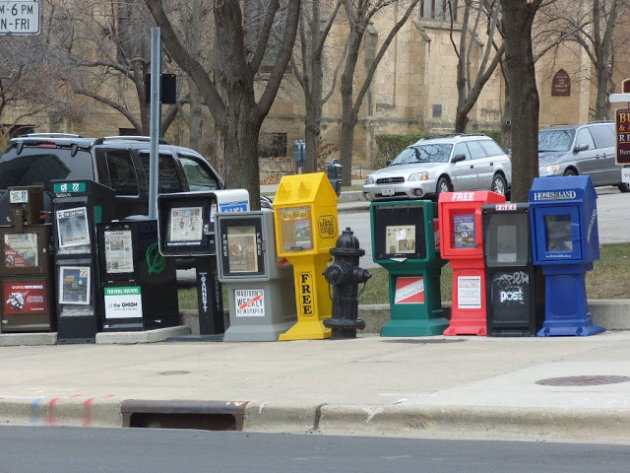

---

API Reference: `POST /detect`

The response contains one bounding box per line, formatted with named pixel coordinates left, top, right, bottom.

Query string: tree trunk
left=499, top=58, right=512, bottom=152
left=340, top=70, right=358, bottom=186
left=500, top=0, right=541, bottom=203
left=339, top=23, right=360, bottom=187
left=189, top=81, right=203, bottom=150
left=303, top=42, right=323, bottom=173
left=594, top=63, right=611, bottom=120
left=187, top=0, right=204, bottom=150
left=303, top=95, right=322, bottom=173
left=455, top=109, right=469, bottom=133
left=224, top=103, right=262, bottom=211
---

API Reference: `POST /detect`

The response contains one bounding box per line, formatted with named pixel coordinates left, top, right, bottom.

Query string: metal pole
left=149, top=27, right=162, bottom=219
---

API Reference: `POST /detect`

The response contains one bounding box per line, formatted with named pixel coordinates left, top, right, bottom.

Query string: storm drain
left=121, top=400, right=247, bottom=430
left=535, top=375, right=630, bottom=386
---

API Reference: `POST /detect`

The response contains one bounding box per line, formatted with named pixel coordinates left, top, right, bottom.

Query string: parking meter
left=482, top=203, right=544, bottom=336
left=216, top=210, right=296, bottom=341
left=528, top=176, right=604, bottom=336
left=293, top=140, right=306, bottom=173
left=273, top=172, right=338, bottom=340
left=326, top=159, right=342, bottom=196
left=438, top=191, right=506, bottom=336
left=370, top=200, right=447, bottom=336
left=52, top=179, right=115, bottom=343
left=157, top=189, right=250, bottom=336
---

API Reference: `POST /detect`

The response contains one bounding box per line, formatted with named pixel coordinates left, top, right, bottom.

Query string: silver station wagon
left=363, top=133, right=511, bottom=202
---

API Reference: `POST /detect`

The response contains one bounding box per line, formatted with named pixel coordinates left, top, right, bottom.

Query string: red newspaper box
left=438, top=191, right=506, bottom=335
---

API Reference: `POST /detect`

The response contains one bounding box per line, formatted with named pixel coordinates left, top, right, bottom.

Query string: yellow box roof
left=273, top=172, right=338, bottom=207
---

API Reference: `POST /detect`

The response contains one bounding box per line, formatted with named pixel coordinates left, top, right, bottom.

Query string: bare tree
left=145, top=0, right=300, bottom=209
left=451, top=0, right=504, bottom=132
left=572, top=0, right=621, bottom=120
left=500, top=0, right=543, bottom=203
left=497, top=0, right=588, bottom=150
left=48, top=0, right=183, bottom=135
left=178, top=0, right=211, bottom=152
left=339, top=0, right=419, bottom=185
left=293, top=0, right=343, bottom=172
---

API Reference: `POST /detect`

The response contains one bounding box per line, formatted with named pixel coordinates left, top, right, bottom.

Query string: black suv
left=0, top=134, right=225, bottom=223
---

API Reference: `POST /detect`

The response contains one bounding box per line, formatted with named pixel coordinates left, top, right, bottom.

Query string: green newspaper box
left=370, top=200, right=447, bottom=336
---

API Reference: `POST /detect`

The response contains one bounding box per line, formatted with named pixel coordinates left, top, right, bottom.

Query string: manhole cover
left=383, top=339, right=466, bottom=345
left=535, top=375, right=630, bottom=386
left=159, top=370, right=191, bottom=376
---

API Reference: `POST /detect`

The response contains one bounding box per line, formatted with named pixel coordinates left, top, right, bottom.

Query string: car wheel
left=564, top=169, right=577, bottom=176
left=491, top=173, right=507, bottom=196
left=436, top=176, right=452, bottom=199
left=618, top=182, right=630, bottom=193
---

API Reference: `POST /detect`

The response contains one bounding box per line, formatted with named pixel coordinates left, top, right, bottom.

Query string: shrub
left=374, top=133, right=427, bottom=168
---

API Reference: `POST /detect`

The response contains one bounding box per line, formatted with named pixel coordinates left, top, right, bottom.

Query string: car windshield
left=390, top=144, right=452, bottom=165
left=538, top=129, right=575, bottom=152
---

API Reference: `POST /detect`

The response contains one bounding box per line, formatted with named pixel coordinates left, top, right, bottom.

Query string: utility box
left=528, top=176, right=604, bottom=336
left=157, top=189, right=250, bottom=336
left=370, top=200, right=447, bottom=336
left=0, top=186, right=54, bottom=332
left=217, top=210, right=296, bottom=341
left=438, top=191, right=506, bottom=336
left=52, top=180, right=115, bottom=343
left=97, top=219, right=178, bottom=332
left=482, top=203, right=544, bottom=336
left=273, top=172, right=338, bottom=340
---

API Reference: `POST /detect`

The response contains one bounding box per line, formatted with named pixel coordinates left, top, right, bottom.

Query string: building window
left=420, top=0, right=458, bottom=22
left=260, top=133, right=287, bottom=157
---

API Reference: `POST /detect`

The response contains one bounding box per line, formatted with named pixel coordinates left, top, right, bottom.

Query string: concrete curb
left=95, top=325, right=190, bottom=344
left=240, top=402, right=630, bottom=444
left=1, top=395, right=630, bottom=444
left=315, top=405, right=630, bottom=444
left=182, top=299, right=629, bottom=336
left=338, top=190, right=364, bottom=203
left=0, top=332, right=57, bottom=346
left=0, top=397, right=122, bottom=428
left=243, top=402, right=322, bottom=434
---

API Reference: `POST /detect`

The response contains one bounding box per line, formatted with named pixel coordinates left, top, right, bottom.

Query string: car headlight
left=408, top=171, right=429, bottom=182
left=365, top=175, right=375, bottom=184
left=541, top=165, right=560, bottom=175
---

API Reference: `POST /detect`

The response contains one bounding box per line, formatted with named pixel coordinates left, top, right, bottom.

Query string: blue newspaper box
left=528, top=176, right=604, bottom=336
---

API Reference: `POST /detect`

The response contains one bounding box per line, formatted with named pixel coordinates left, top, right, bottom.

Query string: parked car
left=538, top=122, right=630, bottom=192
left=362, top=133, right=511, bottom=202
left=0, top=133, right=226, bottom=223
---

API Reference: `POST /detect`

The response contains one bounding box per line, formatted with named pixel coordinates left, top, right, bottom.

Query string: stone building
left=0, top=1, right=621, bottom=171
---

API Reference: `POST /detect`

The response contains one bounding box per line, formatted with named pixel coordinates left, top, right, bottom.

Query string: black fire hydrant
left=323, top=227, right=371, bottom=338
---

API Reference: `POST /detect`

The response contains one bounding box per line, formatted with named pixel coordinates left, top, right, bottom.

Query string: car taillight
left=36, top=142, right=57, bottom=148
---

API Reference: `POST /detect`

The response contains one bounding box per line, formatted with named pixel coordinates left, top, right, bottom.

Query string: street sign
left=616, top=108, right=630, bottom=165
left=0, top=1, right=39, bottom=35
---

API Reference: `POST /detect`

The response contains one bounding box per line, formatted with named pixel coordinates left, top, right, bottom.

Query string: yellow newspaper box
left=273, top=173, right=339, bottom=340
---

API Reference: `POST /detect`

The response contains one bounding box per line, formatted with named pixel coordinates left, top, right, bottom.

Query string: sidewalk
left=2, top=329, right=630, bottom=444
left=3, top=183, right=629, bottom=443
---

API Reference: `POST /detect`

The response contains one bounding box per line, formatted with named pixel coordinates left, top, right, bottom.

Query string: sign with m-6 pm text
left=0, top=1, right=40, bottom=34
